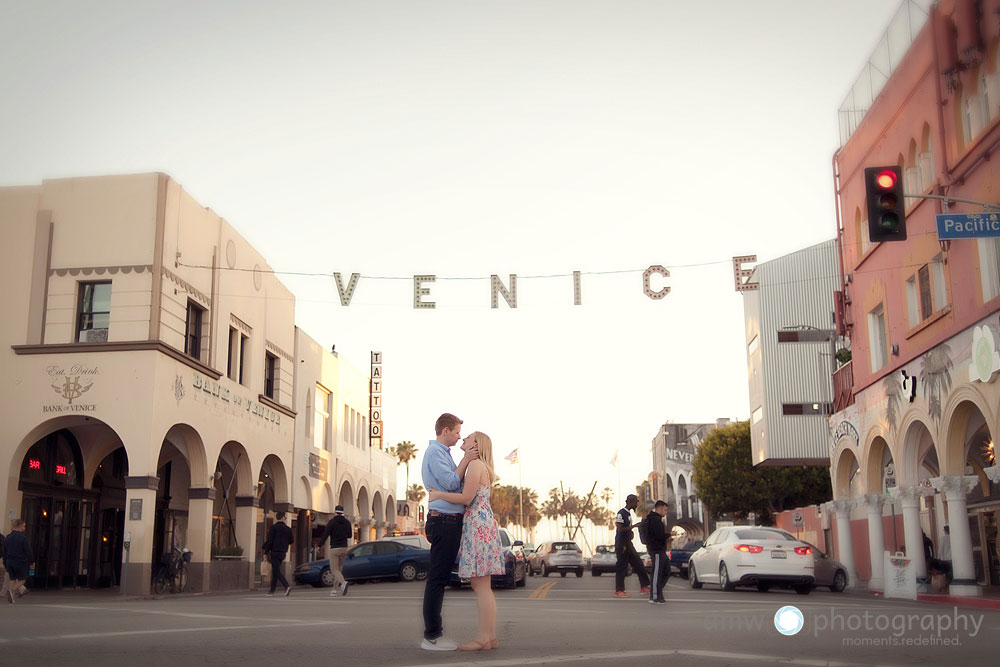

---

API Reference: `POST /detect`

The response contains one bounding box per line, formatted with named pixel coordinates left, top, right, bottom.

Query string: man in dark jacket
left=263, top=512, right=294, bottom=596
left=3, top=519, right=34, bottom=604
left=614, top=494, right=651, bottom=598
left=319, top=505, right=353, bottom=597
left=644, top=500, right=670, bottom=604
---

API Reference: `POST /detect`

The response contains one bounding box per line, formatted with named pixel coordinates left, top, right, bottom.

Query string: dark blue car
left=294, top=540, right=431, bottom=586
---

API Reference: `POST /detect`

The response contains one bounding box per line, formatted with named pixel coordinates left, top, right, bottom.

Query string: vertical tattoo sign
left=370, top=351, right=383, bottom=449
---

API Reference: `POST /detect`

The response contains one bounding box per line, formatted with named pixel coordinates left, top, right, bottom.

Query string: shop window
left=76, top=281, right=111, bottom=343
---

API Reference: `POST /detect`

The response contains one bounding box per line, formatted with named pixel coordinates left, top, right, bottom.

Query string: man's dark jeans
left=422, top=514, right=463, bottom=640
left=269, top=551, right=289, bottom=593
left=615, top=541, right=650, bottom=592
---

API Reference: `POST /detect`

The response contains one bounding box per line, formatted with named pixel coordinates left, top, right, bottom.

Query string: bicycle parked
left=152, top=547, right=192, bottom=594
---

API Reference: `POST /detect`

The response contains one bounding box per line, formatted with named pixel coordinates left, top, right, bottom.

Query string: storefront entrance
left=17, top=429, right=127, bottom=590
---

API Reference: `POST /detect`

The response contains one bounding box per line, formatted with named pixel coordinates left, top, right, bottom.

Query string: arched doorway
left=16, top=421, right=129, bottom=590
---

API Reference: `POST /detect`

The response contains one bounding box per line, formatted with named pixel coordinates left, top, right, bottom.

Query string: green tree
left=407, top=483, right=426, bottom=503
left=489, top=485, right=539, bottom=530
left=691, top=420, right=831, bottom=524
left=389, top=440, right=419, bottom=491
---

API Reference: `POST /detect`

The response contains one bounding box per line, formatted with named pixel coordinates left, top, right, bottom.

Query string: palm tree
left=407, top=483, right=426, bottom=503
left=390, top=440, right=419, bottom=491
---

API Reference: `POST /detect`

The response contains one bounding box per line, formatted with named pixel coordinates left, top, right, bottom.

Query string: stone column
left=186, top=488, right=216, bottom=593
left=375, top=521, right=385, bottom=539
left=933, top=493, right=947, bottom=545
left=236, top=496, right=261, bottom=590
left=123, top=476, right=159, bottom=596
left=890, top=485, right=928, bottom=583
left=828, top=499, right=859, bottom=589
left=930, top=475, right=981, bottom=596
left=861, top=494, right=887, bottom=592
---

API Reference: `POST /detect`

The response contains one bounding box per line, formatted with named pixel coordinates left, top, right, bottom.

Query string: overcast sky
left=1, top=1, right=918, bottom=528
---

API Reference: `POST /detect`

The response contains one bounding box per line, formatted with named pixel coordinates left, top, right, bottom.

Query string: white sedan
left=688, top=527, right=815, bottom=594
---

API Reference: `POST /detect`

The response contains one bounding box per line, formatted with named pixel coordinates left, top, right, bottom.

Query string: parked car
left=379, top=534, right=430, bottom=550
left=294, top=539, right=431, bottom=587
left=527, top=540, right=584, bottom=577
left=590, top=544, right=617, bottom=576
left=668, top=540, right=703, bottom=577
left=806, top=543, right=848, bottom=592
left=688, top=527, right=815, bottom=594
left=449, top=526, right=527, bottom=589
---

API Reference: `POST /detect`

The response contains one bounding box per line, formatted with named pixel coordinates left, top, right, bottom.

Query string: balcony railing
left=832, top=361, right=855, bottom=413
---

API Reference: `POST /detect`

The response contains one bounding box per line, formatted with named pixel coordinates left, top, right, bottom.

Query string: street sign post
left=936, top=212, right=1000, bottom=239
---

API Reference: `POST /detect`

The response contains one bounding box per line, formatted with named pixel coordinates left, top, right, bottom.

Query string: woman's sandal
left=458, top=639, right=489, bottom=651
left=487, top=638, right=499, bottom=649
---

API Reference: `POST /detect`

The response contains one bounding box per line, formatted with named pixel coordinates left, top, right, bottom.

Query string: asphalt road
left=1, top=572, right=998, bottom=666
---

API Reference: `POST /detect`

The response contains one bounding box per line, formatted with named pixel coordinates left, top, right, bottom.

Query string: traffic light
left=864, top=165, right=907, bottom=242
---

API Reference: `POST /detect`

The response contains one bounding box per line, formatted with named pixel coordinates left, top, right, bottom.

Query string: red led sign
left=55, top=464, right=67, bottom=476
left=29, top=459, right=41, bottom=470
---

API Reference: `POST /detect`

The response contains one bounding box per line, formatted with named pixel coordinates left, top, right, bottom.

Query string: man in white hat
left=319, top=505, right=353, bottom=597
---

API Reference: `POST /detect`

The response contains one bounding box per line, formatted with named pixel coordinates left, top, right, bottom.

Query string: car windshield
left=500, top=531, right=511, bottom=547
left=734, top=529, right=796, bottom=540
left=553, top=542, right=578, bottom=551
left=595, top=545, right=611, bottom=554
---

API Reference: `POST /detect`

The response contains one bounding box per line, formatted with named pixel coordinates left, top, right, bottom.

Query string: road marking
left=548, top=608, right=608, bottom=614
left=394, top=648, right=886, bottom=667
left=529, top=582, right=557, bottom=599
left=23, top=620, right=347, bottom=642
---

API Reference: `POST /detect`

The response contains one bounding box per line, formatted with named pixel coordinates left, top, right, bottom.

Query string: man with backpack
left=642, top=500, right=670, bottom=604
left=614, top=494, right=650, bottom=598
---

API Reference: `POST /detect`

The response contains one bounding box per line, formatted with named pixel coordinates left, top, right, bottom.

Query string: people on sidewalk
left=3, top=519, right=34, bottom=604
left=643, top=500, right=669, bottom=604
left=262, top=512, right=293, bottom=597
left=319, top=505, right=353, bottom=597
left=614, top=494, right=651, bottom=598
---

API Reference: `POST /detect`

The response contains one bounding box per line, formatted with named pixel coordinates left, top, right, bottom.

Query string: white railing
left=838, top=0, right=934, bottom=146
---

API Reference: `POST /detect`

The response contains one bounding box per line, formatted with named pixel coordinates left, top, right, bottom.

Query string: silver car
left=528, top=541, right=584, bottom=577
left=807, top=543, right=848, bottom=592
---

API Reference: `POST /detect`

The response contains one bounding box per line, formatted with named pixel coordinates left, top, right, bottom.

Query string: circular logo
left=774, top=605, right=804, bottom=636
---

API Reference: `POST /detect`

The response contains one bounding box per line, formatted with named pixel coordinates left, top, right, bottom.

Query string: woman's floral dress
left=458, top=485, right=505, bottom=578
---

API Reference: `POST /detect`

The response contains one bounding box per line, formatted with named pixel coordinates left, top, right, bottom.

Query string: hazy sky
left=1, top=1, right=915, bottom=520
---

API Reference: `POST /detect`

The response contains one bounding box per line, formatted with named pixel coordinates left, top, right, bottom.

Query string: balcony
left=832, top=361, right=855, bottom=413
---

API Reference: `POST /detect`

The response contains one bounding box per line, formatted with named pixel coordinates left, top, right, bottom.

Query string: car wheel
left=416, top=569, right=428, bottom=581
left=756, top=582, right=770, bottom=593
left=830, top=570, right=847, bottom=593
left=399, top=562, right=418, bottom=582
left=516, top=565, right=527, bottom=587
left=794, top=584, right=812, bottom=595
left=541, top=564, right=549, bottom=577
left=560, top=572, right=566, bottom=578
left=680, top=568, right=687, bottom=579
left=689, top=564, right=703, bottom=589
left=320, top=567, right=335, bottom=587
left=576, top=569, right=583, bottom=578
left=719, top=563, right=735, bottom=591
left=592, top=569, right=601, bottom=576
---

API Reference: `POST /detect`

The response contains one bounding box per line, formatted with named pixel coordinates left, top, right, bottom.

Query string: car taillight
left=549, top=547, right=557, bottom=554
left=794, top=546, right=812, bottom=555
left=734, top=544, right=763, bottom=553
left=576, top=549, right=582, bottom=554
left=667, top=551, right=672, bottom=559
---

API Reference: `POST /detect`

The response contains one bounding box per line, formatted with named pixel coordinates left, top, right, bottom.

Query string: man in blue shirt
left=420, top=413, right=478, bottom=651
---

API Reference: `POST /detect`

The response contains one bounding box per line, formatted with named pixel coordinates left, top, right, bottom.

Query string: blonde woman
left=428, top=431, right=504, bottom=650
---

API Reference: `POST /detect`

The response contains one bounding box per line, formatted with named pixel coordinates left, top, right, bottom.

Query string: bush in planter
left=211, top=544, right=244, bottom=558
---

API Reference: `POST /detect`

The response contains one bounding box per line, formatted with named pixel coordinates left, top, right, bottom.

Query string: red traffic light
left=875, top=170, right=897, bottom=189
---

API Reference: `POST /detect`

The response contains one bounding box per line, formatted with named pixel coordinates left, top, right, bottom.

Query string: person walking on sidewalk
left=3, top=519, right=34, bottom=604
left=263, top=512, right=294, bottom=597
left=614, top=494, right=650, bottom=598
left=319, top=505, right=353, bottom=597
left=644, top=500, right=670, bottom=604
left=419, top=412, right=479, bottom=651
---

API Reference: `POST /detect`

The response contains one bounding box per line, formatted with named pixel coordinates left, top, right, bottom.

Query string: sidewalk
left=859, top=585, right=1000, bottom=611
